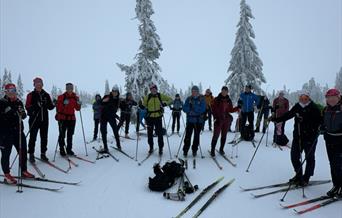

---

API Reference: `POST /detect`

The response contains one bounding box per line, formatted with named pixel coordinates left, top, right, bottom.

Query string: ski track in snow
left=0, top=107, right=341, bottom=218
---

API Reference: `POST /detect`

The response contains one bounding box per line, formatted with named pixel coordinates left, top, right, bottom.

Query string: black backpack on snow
left=148, top=161, right=185, bottom=192
left=274, top=134, right=289, bottom=146
left=241, top=124, right=255, bottom=141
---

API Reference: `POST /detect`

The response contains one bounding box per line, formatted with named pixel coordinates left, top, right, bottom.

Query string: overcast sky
left=1, top=0, right=341, bottom=95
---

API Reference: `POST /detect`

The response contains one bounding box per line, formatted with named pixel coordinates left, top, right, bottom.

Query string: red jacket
left=55, top=92, right=81, bottom=121
left=273, top=97, right=289, bottom=118
left=212, top=94, right=239, bottom=121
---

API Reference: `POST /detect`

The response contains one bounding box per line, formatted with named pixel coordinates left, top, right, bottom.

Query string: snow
left=0, top=107, right=341, bottom=218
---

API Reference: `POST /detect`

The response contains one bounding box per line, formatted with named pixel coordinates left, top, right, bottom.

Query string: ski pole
left=246, top=120, right=270, bottom=172
left=135, top=130, right=139, bottom=161
left=17, top=110, right=23, bottom=193
left=79, top=109, right=88, bottom=156
left=162, top=115, right=172, bottom=160
left=280, top=134, right=320, bottom=201
left=53, top=121, right=63, bottom=162
left=175, top=126, right=187, bottom=158
left=194, top=124, right=205, bottom=159
left=165, top=112, right=172, bottom=133
left=265, top=119, right=270, bottom=147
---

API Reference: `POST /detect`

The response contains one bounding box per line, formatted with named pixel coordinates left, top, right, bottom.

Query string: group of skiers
left=0, top=79, right=341, bottom=198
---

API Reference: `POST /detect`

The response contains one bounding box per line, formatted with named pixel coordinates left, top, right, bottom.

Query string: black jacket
left=119, top=98, right=137, bottom=114
left=322, top=103, right=342, bottom=145
left=275, top=101, right=321, bottom=142
left=25, top=89, right=55, bottom=122
left=0, top=96, right=26, bottom=134
left=101, top=93, right=120, bottom=120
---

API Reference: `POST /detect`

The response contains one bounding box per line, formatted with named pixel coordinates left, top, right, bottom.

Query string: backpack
left=146, top=93, right=164, bottom=115
left=148, top=161, right=185, bottom=192
left=241, top=124, right=255, bottom=141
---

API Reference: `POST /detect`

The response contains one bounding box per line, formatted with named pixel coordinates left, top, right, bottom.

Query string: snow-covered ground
left=0, top=107, right=341, bottom=218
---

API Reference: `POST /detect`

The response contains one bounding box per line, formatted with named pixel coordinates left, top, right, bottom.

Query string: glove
left=4, top=106, right=12, bottom=114
left=37, top=101, right=42, bottom=108
left=63, top=99, right=69, bottom=105
left=17, top=106, right=26, bottom=117
left=295, top=114, right=303, bottom=122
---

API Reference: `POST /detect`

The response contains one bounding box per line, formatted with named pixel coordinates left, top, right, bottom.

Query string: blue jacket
left=171, top=99, right=183, bottom=111
left=239, top=92, right=259, bottom=113
left=183, top=95, right=206, bottom=124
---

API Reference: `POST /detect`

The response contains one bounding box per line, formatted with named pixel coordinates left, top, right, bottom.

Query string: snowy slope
left=0, top=107, right=341, bottom=218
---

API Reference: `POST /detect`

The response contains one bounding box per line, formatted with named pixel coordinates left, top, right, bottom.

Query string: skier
left=136, top=99, right=147, bottom=134
left=143, top=84, right=172, bottom=155
left=170, top=94, right=183, bottom=134
left=118, top=92, right=137, bottom=138
left=272, top=91, right=289, bottom=144
left=99, top=86, right=121, bottom=153
left=210, top=86, right=239, bottom=156
left=238, top=85, right=259, bottom=138
left=25, top=77, right=55, bottom=162
left=0, top=83, right=35, bottom=184
left=272, top=91, right=321, bottom=186
left=92, top=94, right=102, bottom=141
left=182, top=86, right=206, bottom=157
left=321, top=88, right=342, bottom=197
left=55, top=83, right=81, bottom=156
left=203, top=89, right=214, bottom=131
left=255, top=95, right=271, bottom=133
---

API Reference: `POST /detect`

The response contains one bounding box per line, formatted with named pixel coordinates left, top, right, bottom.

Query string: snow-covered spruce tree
left=51, top=85, right=58, bottom=100
left=105, top=80, right=110, bottom=95
left=335, top=67, right=342, bottom=91
left=302, top=77, right=324, bottom=104
left=225, top=0, right=265, bottom=103
left=117, top=0, right=170, bottom=100
left=16, top=74, right=24, bottom=100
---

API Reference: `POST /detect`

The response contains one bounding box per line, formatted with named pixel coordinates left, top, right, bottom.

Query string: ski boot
left=4, top=173, right=17, bottom=184
left=40, top=153, right=49, bottom=162
left=22, top=170, right=35, bottom=179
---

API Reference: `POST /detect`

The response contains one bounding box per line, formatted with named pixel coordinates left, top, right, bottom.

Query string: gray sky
left=1, top=0, right=341, bottom=95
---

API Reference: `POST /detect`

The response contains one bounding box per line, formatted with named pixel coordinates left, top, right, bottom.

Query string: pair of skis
left=174, top=177, right=235, bottom=218
left=207, top=150, right=237, bottom=170
left=240, top=180, right=331, bottom=198
left=92, top=147, right=119, bottom=162
left=184, top=158, right=196, bottom=170
left=281, top=195, right=341, bottom=215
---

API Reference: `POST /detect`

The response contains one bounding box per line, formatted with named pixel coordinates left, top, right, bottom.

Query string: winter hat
left=192, top=86, right=199, bottom=92
left=66, top=83, right=74, bottom=89
left=299, top=90, right=310, bottom=97
left=325, top=88, right=341, bottom=97
left=149, top=83, right=158, bottom=90
left=221, top=86, right=228, bottom=91
left=205, top=89, right=211, bottom=94
left=4, top=83, right=17, bottom=93
left=126, top=92, right=132, bottom=98
left=112, top=85, right=119, bottom=92
left=175, top=94, right=180, bottom=97
left=33, top=77, right=43, bottom=86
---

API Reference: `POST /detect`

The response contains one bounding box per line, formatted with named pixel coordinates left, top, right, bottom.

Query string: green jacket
left=143, top=93, right=173, bottom=118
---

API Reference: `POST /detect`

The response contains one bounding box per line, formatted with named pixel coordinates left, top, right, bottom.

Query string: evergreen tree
left=225, top=0, right=265, bottom=102
left=51, top=85, right=58, bottom=100
left=16, top=74, right=24, bottom=100
left=117, top=0, right=170, bottom=100
left=335, top=67, right=342, bottom=91
left=105, top=80, right=110, bottom=95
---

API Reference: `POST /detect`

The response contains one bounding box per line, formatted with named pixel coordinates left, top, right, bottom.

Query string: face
left=66, top=85, right=74, bottom=94
left=326, top=96, right=340, bottom=107
left=96, top=96, right=101, bottom=101
left=221, top=89, right=228, bottom=97
left=150, top=88, right=157, bottom=94
left=299, top=95, right=310, bottom=105
left=112, top=91, right=119, bottom=97
left=34, top=82, right=43, bottom=91
left=245, top=87, right=251, bottom=93
left=127, top=95, right=132, bottom=100
left=6, top=90, right=17, bottom=100
left=205, top=90, right=210, bottom=95
left=279, top=93, right=284, bottom=98
left=192, top=90, right=199, bottom=97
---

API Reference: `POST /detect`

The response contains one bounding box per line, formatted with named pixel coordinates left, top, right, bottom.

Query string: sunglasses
left=6, top=88, right=17, bottom=93
left=299, top=95, right=310, bottom=101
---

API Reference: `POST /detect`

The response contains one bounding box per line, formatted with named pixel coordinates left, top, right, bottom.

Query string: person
left=321, top=88, right=342, bottom=197
left=182, top=86, right=206, bottom=157
left=118, top=92, right=137, bottom=138
left=255, top=96, right=271, bottom=133
left=170, top=94, right=183, bottom=134
left=210, top=86, right=239, bottom=156
left=272, top=91, right=321, bottom=186
left=92, top=94, right=102, bottom=141
left=0, top=83, right=35, bottom=184
left=272, top=91, right=289, bottom=144
left=238, top=85, right=259, bottom=138
left=99, top=86, right=121, bottom=153
left=136, top=99, right=147, bottom=134
left=55, top=83, right=81, bottom=156
left=143, top=84, right=172, bottom=155
left=25, top=77, right=55, bottom=162
left=203, top=89, right=214, bottom=131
